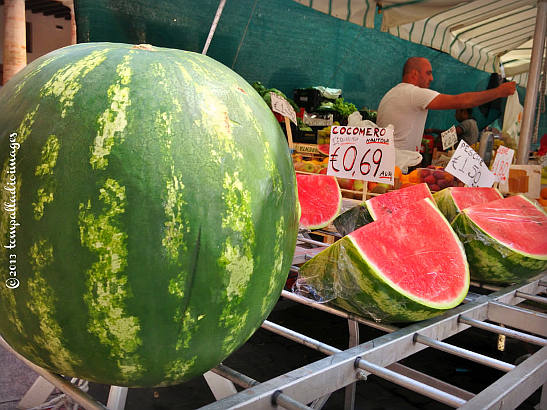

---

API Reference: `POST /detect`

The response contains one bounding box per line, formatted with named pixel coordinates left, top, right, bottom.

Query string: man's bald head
left=402, top=57, right=433, bottom=88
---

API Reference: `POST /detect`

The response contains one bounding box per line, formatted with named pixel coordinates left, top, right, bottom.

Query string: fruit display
left=433, top=187, right=503, bottom=222
left=296, top=174, right=342, bottom=230
left=298, top=198, right=469, bottom=322
left=293, top=154, right=329, bottom=174
left=452, top=195, right=547, bottom=284
left=0, top=43, right=299, bottom=387
left=401, top=167, right=463, bottom=192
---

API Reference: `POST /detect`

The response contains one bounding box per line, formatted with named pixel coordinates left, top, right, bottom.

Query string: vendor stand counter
left=2, top=239, right=546, bottom=410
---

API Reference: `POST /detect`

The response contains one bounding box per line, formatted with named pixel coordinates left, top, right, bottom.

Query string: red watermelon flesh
left=463, top=195, right=547, bottom=256
left=317, top=144, right=330, bottom=156
left=451, top=187, right=503, bottom=211
left=350, top=198, right=469, bottom=305
left=366, top=183, right=433, bottom=220
left=297, top=173, right=342, bottom=230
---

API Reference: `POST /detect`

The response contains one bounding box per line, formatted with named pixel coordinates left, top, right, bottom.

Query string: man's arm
left=427, top=82, right=516, bottom=110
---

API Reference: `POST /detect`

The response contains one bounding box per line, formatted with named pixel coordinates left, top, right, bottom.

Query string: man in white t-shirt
left=377, top=57, right=516, bottom=152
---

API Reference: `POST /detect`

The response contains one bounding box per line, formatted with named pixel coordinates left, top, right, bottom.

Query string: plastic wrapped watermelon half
left=452, top=194, right=547, bottom=284
left=0, top=43, right=299, bottom=387
left=298, top=198, right=469, bottom=322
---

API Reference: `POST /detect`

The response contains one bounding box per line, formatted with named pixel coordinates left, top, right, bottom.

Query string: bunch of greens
left=333, top=98, right=357, bottom=118
left=251, top=81, right=300, bottom=112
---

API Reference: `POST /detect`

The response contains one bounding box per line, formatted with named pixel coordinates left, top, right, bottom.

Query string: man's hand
left=497, top=81, right=516, bottom=97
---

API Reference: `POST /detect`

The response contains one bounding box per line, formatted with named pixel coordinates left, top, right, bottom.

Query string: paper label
left=270, top=92, right=297, bottom=125
left=441, top=125, right=458, bottom=150
left=490, top=145, right=514, bottom=183
left=446, top=140, right=495, bottom=187
left=327, top=126, right=395, bottom=184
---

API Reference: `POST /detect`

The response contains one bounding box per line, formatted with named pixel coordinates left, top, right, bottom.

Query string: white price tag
left=441, top=125, right=458, bottom=150
left=490, top=146, right=514, bottom=183
left=446, top=140, right=495, bottom=187
left=270, top=92, right=297, bottom=125
left=327, top=126, right=395, bottom=184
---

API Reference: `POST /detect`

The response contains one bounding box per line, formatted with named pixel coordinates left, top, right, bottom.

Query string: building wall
left=0, top=6, right=71, bottom=65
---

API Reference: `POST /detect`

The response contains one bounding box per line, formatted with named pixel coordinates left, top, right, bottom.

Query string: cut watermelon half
left=452, top=194, right=547, bottom=284
left=296, top=173, right=342, bottom=230
left=434, top=187, right=503, bottom=222
left=333, top=183, right=433, bottom=235
left=299, top=198, right=469, bottom=322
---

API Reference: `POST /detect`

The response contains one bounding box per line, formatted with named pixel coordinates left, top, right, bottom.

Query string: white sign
left=327, top=126, right=395, bottom=185
left=446, top=140, right=495, bottom=187
left=490, top=145, right=514, bottom=183
left=441, top=125, right=458, bottom=151
left=270, top=92, right=297, bottom=125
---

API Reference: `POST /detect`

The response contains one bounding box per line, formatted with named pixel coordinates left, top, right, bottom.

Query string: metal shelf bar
left=413, top=334, right=515, bottom=372
left=272, top=390, right=314, bottom=409
left=355, top=358, right=466, bottom=408
left=459, top=346, right=547, bottom=410
left=0, top=336, right=107, bottom=410
left=280, top=290, right=399, bottom=333
left=458, top=315, right=547, bottom=346
left=211, top=364, right=259, bottom=389
left=487, top=301, right=547, bottom=337
left=515, top=290, right=547, bottom=304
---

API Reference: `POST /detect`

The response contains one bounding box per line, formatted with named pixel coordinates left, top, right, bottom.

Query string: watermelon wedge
left=333, top=183, right=433, bottom=235
left=434, top=187, right=503, bottom=222
left=299, top=198, right=469, bottom=322
left=296, top=173, right=342, bottom=230
left=317, top=144, right=330, bottom=156
left=452, top=195, right=547, bottom=284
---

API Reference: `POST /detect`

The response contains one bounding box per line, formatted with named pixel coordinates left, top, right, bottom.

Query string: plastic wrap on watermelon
left=296, top=198, right=469, bottom=323
left=451, top=194, right=547, bottom=284
left=332, top=183, right=433, bottom=236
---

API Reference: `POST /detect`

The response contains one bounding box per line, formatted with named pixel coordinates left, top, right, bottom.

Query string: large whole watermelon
left=0, top=43, right=299, bottom=387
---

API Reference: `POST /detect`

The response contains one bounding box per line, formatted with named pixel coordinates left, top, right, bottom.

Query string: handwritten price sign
left=441, top=125, right=458, bottom=150
left=446, top=140, right=495, bottom=187
left=270, top=92, right=297, bottom=125
left=327, top=126, right=395, bottom=184
left=490, top=146, right=514, bottom=183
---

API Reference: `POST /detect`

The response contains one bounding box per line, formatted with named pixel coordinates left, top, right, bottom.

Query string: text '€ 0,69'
left=327, top=126, right=395, bottom=185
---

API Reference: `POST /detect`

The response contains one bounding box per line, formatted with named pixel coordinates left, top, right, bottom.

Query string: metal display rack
left=2, top=242, right=546, bottom=410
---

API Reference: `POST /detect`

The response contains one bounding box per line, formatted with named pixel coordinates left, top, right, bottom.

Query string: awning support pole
left=202, top=0, right=227, bottom=55
left=516, top=0, right=547, bottom=164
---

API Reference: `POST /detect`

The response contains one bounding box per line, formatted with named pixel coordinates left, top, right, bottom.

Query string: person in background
left=425, top=108, right=479, bottom=147
left=377, top=57, right=516, bottom=152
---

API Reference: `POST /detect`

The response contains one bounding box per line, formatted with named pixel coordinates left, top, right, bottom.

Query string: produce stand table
left=4, top=238, right=545, bottom=410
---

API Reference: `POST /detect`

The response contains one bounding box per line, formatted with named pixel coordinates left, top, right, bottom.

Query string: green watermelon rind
left=433, top=187, right=503, bottom=222
left=300, top=199, right=469, bottom=322
left=452, top=197, right=547, bottom=284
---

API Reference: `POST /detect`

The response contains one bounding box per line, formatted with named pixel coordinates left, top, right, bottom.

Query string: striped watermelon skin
left=0, top=43, right=299, bottom=387
left=451, top=195, right=547, bottom=284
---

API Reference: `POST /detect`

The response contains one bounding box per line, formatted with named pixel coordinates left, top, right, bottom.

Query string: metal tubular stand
left=202, top=274, right=547, bottom=409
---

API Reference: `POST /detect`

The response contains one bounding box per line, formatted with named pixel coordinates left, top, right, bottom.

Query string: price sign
left=490, top=146, right=514, bottom=183
left=446, top=140, right=495, bottom=187
left=270, top=92, right=297, bottom=125
left=327, top=126, right=395, bottom=184
left=441, top=125, right=458, bottom=150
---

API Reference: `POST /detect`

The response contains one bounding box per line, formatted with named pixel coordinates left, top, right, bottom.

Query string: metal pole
left=272, top=390, right=314, bottom=410
left=458, top=315, right=547, bottom=346
left=212, top=364, right=260, bottom=389
left=355, top=358, right=467, bottom=408
left=414, top=334, right=515, bottom=372
left=202, top=0, right=227, bottom=55
left=0, top=337, right=108, bottom=410
left=516, top=0, right=547, bottom=164
left=515, top=290, right=547, bottom=304
left=297, top=235, right=330, bottom=247
left=280, top=290, right=399, bottom=333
